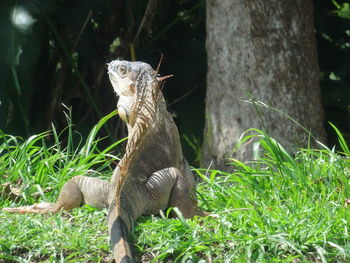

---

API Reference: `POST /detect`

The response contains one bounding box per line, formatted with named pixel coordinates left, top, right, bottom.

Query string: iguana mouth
left=107, top=64, right=119, bottom=94
left=108, top=70, right=121, bottom=94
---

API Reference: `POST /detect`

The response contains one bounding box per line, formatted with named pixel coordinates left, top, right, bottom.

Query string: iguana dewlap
left=2, top=60, right=205, bottom=263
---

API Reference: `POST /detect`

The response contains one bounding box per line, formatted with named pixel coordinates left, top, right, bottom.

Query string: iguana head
left=108, top=60, right=155, bottom=96
left=108, top=60, right=158, bottom=126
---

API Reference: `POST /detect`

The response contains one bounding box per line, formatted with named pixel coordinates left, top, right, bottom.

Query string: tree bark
left=203, top=0, right=326, bottom=169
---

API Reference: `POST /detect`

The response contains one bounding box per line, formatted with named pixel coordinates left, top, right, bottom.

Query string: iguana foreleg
left=145, top=167, right=205, bottom=218
left=2, top=176, right=110, bottom=213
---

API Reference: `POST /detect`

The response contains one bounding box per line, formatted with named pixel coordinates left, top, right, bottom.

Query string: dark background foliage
left=315, top=0, right=350, bottom=148
left=0, top=0, right=349, bottom=163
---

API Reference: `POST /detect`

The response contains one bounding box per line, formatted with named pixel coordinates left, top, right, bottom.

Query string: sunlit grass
left=134, top=128, right=350, bottom=262
left=0, top=109, right=121, bottom=206
left=1, top=117, right=349, bottom=262
left=0, top=109, right=121, bottom=262
left=0, top=209, right=110, bottom=262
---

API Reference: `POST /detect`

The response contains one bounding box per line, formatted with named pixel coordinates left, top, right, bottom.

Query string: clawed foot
left=195, top=210, right=210, bottom=217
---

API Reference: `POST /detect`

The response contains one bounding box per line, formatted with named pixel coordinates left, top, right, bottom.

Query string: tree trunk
left=203, top=0, right=326, bottom=169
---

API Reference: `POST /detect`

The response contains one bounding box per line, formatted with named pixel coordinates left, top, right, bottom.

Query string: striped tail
left=108, top=207, right=133, bottom=263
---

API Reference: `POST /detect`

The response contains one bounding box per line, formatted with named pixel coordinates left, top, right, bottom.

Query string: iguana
left=2, top=59, right=205, bottom=263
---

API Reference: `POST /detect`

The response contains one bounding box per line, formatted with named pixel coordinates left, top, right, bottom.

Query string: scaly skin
left=2, top=176, right=110, bottom=213
left=2, top=60, right=205, bottom=263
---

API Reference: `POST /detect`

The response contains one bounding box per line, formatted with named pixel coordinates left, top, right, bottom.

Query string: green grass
left=1, top=117, right=349, bottom=262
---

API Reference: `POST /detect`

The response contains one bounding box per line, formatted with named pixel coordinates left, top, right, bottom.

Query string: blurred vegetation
left=0, top=0, right=206, bottom=162
left=0, top=0, right=349, bottom=164
left=315, top=0, right=350, bottom=147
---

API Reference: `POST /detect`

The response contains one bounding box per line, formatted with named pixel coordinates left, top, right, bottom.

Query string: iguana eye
left=117, top=65, right=128, bottom=77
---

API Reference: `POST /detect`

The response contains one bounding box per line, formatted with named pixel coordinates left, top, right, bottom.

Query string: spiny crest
left=114, top=115, right=152, bottom=207
left=109, top=58, right=171, bottom=209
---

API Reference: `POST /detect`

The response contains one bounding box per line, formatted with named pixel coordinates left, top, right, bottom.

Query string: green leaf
left=329, top=122, right=350, bottom=155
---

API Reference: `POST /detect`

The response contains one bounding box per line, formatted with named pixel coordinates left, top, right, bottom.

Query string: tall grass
left=1, top=116, right=349, bottom=262
left=0, top=109, right=124, bottom=262
left=0, top=108, right=122, bottom=206
left=134, top=127, right=350, bottom=262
